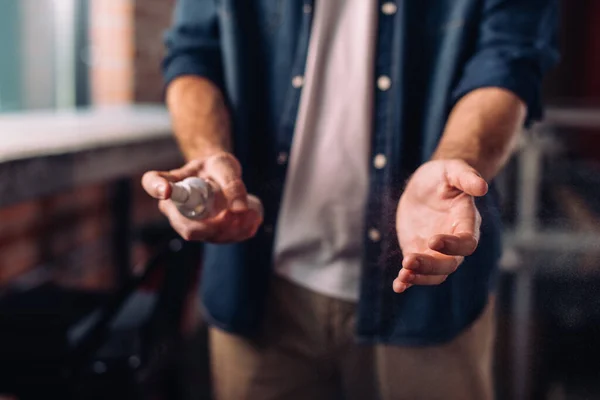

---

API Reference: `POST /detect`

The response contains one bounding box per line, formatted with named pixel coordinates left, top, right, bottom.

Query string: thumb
left=445, top=161, right=488, bottom=197
left=142, top=171, right=177, bottom=200
left=142, top=160, right=204, bottom=200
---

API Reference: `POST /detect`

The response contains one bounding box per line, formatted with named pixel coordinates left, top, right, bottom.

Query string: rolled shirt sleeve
left=162, top=0, right=224, bottom=90
left=451, top=0, right=560, bottom=124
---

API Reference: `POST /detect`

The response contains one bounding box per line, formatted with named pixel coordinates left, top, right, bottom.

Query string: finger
left=212, top=210, right=263, bottom=243
left=428, top=233, right=478, bottom=256
left=203, top=153, right=248, bottom=211
left=402, top=253, right=460, bottom=275
left=455, top=207, right=482, bottom=236
left=159, top=199, right=261, bottom=243
left=142, top=171, right=178, bottom=200
left=168, top=159, right=204, bottom=180
left=395, top=274, right=448, bottom=288
left=452, top=212, right=480, bottom=237
left=142, top=160, right=203, bottom=200
left=159, top=200, right=219, bottom=241
left=239, top=207, right=263, bottom=235
left=445, top=161, right=488, bottom=197
left=397, top=268, right=417, bottom=285
left=393, top=279, right=412, bottom=293
left=450, top=207, right=482, bottom=245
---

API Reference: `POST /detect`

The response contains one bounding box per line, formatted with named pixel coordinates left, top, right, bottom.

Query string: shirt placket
left=358, top=0, right=403, bottom=338
left=276, top=0, right=315, bottom=158
left=264, top=1, right=316, bottom=238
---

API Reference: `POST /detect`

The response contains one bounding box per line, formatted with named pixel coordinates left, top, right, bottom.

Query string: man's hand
left=142, top=152, right=263, bottom=243
left=393, top=159, right=488, bottom=293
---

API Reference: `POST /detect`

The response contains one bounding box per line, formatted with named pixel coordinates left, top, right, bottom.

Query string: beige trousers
left=210, top=276, right=495, bottom=400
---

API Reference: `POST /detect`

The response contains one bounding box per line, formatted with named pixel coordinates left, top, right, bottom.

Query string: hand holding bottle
left=142, top=152, right=263, bottom=243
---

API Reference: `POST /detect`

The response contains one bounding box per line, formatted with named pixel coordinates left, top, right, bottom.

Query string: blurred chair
left=0, top=223, right=209, bottom=400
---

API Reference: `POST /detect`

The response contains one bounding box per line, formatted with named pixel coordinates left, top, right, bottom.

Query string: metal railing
left=505, top=106, right=600, bottom=255
left=503, top=106, right=600, bottom=400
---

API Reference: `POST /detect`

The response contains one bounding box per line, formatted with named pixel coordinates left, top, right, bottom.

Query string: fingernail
left=393, top=279, right=406, bottom=293
left=155, top=183, right=167, bottom=199
left=231, top=199, right=247, bottom=211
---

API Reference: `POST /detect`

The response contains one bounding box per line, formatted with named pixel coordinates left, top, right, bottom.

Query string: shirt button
left=381, top=2, right=397, bottom=15
left=264, top=224, right=274, bottom=234
left=377, top=75, right=392, bottom=91
left=373, top=154, right=387, bottom=169
left=368, top=228, right=381, bottom=242
left=277, top=151, right=288, bottom=165
left=303, top=4, right=312, bottom=14
left=292, top=75, right=305, bottom=88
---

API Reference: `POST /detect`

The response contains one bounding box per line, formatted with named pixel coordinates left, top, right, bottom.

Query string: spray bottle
left=169, top=177, right=263, bottom=220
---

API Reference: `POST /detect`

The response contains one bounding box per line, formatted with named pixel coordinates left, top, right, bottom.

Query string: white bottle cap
left=171, top=177, right=211, bottom=209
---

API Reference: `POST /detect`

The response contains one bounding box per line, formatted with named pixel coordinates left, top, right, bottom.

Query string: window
left=0, top=0, right=89, bottom=113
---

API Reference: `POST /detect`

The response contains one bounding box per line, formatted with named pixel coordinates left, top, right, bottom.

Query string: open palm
left=394, top=160, right=487, bottom=293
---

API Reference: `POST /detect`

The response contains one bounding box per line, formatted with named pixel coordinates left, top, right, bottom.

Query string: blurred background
left=0, top=1, right=599, bottom=399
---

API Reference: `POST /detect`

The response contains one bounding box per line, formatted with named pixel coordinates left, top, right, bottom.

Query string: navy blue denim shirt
left=163, top=0, right=558, bottom=345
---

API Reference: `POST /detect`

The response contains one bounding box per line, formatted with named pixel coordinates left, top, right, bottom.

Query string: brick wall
left=89, top=0, right=175, bottom=105
left=134, top=0, right=175, bottom=103
left=0, top=184, right=113, bottom=288
left=89, top=0, right=135, bottom=105
left=0, top=177, right=168, bottom=289
left=0, top=0, right=176, bottom=289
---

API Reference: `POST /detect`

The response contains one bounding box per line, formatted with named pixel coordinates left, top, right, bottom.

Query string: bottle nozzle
left=170, top=177, right=215, bottom=219
left=170, top=177, right=264, bottom=221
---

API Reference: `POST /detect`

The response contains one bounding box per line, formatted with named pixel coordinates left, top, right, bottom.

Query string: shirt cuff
left=451, top=58, right=542, bottom=126
left=162, top=53, right=224, bottom=92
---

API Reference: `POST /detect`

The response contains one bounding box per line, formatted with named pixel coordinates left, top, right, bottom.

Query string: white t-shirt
left=273, top=0, right=378, bottom=301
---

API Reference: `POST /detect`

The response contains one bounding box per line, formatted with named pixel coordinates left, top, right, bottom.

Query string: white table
left=0, top=105, right=182, bottom=207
